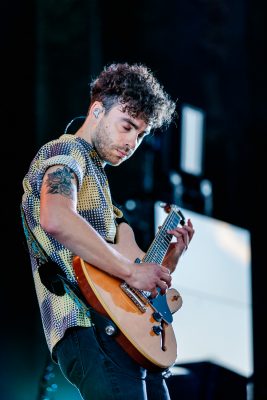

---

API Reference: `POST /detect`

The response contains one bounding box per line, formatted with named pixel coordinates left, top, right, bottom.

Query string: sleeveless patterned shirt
left=21, top=133, right=123, bottom=360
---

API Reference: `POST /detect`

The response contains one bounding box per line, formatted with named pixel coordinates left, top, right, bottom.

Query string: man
left=21, top=62, right=194, bottom=399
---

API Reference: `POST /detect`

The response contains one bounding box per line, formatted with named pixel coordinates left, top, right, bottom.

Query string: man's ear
left=90, top=101, right=104, bottom=119
left=93, top=108, right=101, bottom=118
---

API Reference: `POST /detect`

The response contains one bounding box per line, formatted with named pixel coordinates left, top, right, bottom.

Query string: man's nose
left=126, top=132, right=138, bottom=149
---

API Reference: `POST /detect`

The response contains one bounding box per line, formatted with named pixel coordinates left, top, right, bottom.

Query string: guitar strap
left=20, top=205, right=90, bottom=314
left=20, top=200, right=129, bottom=319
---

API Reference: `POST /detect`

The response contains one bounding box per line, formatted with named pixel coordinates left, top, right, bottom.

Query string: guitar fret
left=143, top=209, right=181, bottom=264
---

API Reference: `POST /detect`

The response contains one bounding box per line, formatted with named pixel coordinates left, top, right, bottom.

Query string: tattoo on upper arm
left=45, top=166, right=75, bottom=199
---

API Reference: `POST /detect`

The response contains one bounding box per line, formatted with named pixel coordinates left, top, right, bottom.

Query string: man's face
left=92, top=105, right=150, bottom=166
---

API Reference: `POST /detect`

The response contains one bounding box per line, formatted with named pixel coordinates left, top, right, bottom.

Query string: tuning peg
left=159, top=203, right=172, bottom=214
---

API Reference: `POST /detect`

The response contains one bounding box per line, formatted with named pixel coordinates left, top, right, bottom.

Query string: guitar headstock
left=160, top=202, right=185, bottom=226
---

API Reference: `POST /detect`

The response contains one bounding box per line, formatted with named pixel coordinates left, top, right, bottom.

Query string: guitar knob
left=152, top=325, right=163, bottom=335
left=152, top=312, right=163, bottom=322
left=105, top=325, right=116, bottom=336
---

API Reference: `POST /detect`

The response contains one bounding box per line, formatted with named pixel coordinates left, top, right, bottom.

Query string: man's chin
left=105, top=158, right=124, bottom=167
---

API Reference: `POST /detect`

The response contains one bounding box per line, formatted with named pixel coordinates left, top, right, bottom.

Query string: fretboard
left=142, top=208, right=181, bottom=264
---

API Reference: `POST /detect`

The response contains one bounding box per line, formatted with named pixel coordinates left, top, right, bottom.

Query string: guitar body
left=73, top=222, right=183, bottom=371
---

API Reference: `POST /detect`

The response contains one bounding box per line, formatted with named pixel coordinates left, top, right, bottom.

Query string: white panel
left=180, top=104, right=205, bottom=176
left=154, top=202, right=253, bottom=377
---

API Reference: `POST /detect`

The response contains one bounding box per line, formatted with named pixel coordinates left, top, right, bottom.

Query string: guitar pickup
left=120, top=282, right=148, bottom=313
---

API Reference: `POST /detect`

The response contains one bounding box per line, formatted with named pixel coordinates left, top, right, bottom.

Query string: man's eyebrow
left=121, top=117, right=139, bottom=130
left=121, top=117, right=150, bottom=135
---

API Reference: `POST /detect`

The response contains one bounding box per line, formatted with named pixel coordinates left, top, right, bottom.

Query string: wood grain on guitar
left=73, top=204, right=184, bottom=371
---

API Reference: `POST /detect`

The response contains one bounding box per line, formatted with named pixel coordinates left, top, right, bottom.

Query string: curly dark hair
left=90, top=63, right=176, bottom=129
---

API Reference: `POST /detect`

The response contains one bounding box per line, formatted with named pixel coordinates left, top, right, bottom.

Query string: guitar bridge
left=120, top=282, right=149, bottom=313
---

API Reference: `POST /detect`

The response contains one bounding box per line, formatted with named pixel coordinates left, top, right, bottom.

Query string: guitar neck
left=142, top=208, right=182, bottom=264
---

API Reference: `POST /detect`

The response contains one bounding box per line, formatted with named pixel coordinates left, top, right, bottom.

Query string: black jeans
left=55, top=312, right=171, bottom=400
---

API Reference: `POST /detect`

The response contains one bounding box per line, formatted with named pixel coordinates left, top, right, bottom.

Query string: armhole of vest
left=112, top=199, right=129, bottom=225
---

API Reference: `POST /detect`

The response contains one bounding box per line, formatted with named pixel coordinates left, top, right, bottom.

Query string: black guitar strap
left=20, top=205, right=90, bottom=314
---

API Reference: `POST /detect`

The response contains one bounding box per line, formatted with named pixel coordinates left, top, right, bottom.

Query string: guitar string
left=146, top=212, right=180, bottom=263
left=139, top=211, right=181, bottom=298
left=146, top=217, right=173, bottom=260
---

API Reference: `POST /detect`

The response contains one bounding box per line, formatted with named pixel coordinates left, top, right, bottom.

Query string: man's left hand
left=163, top=219, right=195, bottom=274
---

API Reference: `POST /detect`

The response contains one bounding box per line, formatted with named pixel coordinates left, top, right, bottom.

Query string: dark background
left=1, top=0, right=266, bottom=399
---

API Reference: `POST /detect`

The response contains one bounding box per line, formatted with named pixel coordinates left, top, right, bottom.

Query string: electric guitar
left=73, top=204, right=185, bottom=371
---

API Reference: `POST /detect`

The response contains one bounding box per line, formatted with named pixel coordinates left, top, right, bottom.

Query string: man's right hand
left=125, top=263, right=172, bottom=298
